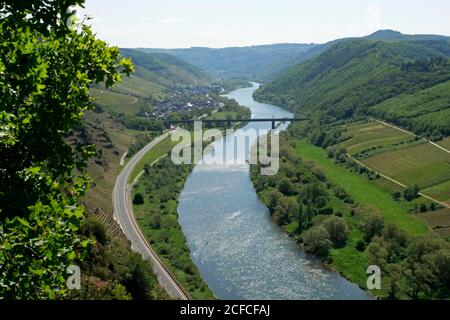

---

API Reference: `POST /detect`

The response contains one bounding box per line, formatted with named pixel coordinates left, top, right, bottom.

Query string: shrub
left=84, top=217, right=108, bottom=245
left=356, top=240, right=367, bottom=252
left=357, top=206, right=385, bottom=242
left=302, top=226, right=332, bottom=258
left=133, top=193, right=145, bottom=205
left=403, top=185, right=420, bottom=201
left=319, top=207, right=334, bottom=215
left=335, top=211, right=344, bottom=217
left=278, top=178, right=295, bottom=196
left=322, top=216, right=349, bottom=247
left=391, top=191, right=402, bottom=201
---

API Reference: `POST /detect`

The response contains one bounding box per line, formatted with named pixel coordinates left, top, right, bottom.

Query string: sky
left=79, top=0, right=450, bottom=48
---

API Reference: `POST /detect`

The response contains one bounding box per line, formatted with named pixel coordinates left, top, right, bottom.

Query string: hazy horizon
left=79, top=0, right=450, bottom=49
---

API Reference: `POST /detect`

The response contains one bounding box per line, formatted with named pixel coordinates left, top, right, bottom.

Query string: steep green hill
left=255, top=39, right=450, bottom=136
left=292, top=30, right=450, bottom=67
left=91, top=49, right=212, bottom=113
left=120, top=49, right=210, bottom=87
left=109, top=49, right=210, bottom=99
left=139, top=30, right=449, bottom=83
left=140, top=43, right=316, bottom=81
left=367, top=29, right=448, bottom=41
left=370, top=80, right=450, bottom=136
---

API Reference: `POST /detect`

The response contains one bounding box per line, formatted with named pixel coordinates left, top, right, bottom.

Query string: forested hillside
left=121, top=49, right=210, bottom=87
left=140, top=30, right=449, bottom=84
left=370, top=80, right=450, bottom=137
left=291, top=30, right=450, bottom=68
left=95, top=49, right=211, bottom=100
left=141, top=43, right=315, bottom=81
left=255, top=39, right=450, bottom=137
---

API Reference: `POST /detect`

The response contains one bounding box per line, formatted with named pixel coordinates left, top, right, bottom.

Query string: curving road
left=113, top=129, right=190, bottom=300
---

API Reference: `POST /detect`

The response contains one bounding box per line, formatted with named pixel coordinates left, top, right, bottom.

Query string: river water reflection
left=177, top=83, right=372, bottom=300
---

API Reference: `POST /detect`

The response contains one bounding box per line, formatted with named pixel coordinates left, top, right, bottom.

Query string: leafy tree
left=383, top=224, right=408, bottom=263
left=402, top=237, right=444, bottom=299
left=278, top=178, right=294, bottom=196
left=419, top=203, right=427, bottom=213
left=367, top=236, right=390, bottom=268
left=273, top=197, right=297, bottom=225
left=426, top=249, right=450, bottom=297
left=123, top=253, right=159, bottom=300
left=0, top=0, right=132, bottom=299
left=391, top=191, right=402, bottom=201
left=403, top=185, right=420, bottom=201
left=267, top=190, right=283, bottom=213
left=355, top=239, right=367, bottom=252
left=311, top=166, right=327, bottom=182
left=322, top=216, right=349, bottom=247
left=357, top=206, right=385, bottom=242
left=387, top=264, right=402, bottom=300
left=302, top=226, right=332, bottom=258
left=133, top=193, right=145, bottom=205
left=83, top=216, right=108, bottom=245
left=300, top=182, right=328, bottom=207
left=314, top=195, right=327, bottom=209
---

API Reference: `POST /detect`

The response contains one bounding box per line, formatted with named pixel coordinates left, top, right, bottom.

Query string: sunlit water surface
left=177, top=83, right=372, bottom=300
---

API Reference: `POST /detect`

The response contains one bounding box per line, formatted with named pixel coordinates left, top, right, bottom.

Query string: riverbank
left=177, top=84, right=371, bottom=300
left=132, top=154, right=215, bottom=299
left=250, top=129, right=450, bottom=299
left=130, top=97, right=251, bottom=299
left=250, top=135, right=374, bottom=290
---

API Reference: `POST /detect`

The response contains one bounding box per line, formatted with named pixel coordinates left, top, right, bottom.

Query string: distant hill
left=121, top=49, right=210, bottom=87
left=139, top=31, right=449, bottom=83
left=290, top=30, right=450, bottom=67
left=255, top=38, right=450, bottom=136
left=140, top=43, right=316, bottom=81
left=366, top=29, right=448, bottom=41
left=110, top=49, right=210, bottom=99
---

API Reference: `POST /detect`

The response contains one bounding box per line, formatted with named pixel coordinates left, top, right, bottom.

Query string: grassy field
left=129, top=136, right=178, bottom=182
left=362, top=142, right=450, bottom=190
left=437, top=137, right=450, bottom=150
left=296, top=139, right=430, bottom=234
left=418, top=208, right=450, bottom=237
left=339, top=120, right=450, bottom=202
left=423, top=180, right=450, bottom=204
left=112, top=75, right=165, bottom=100
left=210, top=111, right=238, bottom=120
left=340, top=121, right=415, bottom=156
left=294, top=139, right=439, bottom=297
left=91, top=88, right=141, bottom=115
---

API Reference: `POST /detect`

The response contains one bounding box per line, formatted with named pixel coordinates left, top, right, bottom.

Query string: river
left=177, top=83, right=372, bottom=300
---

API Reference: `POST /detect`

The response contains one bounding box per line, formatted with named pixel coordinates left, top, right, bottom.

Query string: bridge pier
left=272, top=120, right=276, bottom=130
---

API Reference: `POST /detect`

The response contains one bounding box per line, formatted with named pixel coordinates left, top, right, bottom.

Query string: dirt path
left=350, top=155, right=450, bottom=209
left=373, top=118, right=450, bottom=154
left=129, top=96, right=138, bottom=105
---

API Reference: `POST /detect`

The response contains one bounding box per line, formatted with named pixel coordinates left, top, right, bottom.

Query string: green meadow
left=91, top=88, right=141, bottom=115
left=296, top=139, right=430, bottom=235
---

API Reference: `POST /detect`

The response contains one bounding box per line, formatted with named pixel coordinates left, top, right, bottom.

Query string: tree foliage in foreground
left=0, top=0, right=132, bottom=299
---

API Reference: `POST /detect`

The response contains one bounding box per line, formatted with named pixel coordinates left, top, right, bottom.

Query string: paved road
left=113, top=130, right=190, bottom=300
